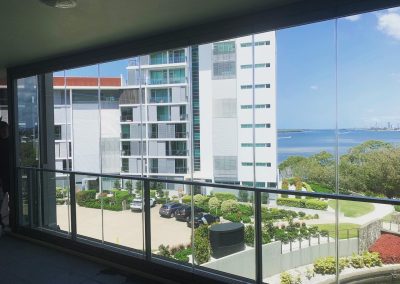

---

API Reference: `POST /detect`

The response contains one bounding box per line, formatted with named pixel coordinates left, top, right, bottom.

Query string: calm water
left=278, top=129, right=400, bottom=163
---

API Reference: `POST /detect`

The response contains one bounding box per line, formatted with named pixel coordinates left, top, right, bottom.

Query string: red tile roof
left=53, top=77, right=121, bottom=87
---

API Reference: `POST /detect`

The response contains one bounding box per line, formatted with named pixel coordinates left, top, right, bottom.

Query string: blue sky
left=54, top=7, right=400, bottom=130
left=277, top=8, right=400, bottom=129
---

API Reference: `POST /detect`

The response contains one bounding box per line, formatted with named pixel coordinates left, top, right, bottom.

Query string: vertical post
left=28, top=168, right=34, bottom=228
left=254, top=190, right=262, bottom=284
left=347, top=229, right=349, bottom=240
left=144, top=179, right=151, bottom=260
left=69, top=173, right=77, bottom=240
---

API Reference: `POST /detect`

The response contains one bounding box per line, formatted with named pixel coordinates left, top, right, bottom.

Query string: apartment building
left=53, top=77, right=123, bottom=185
left=122, top=49, right=190, bottom=181
left=51, top=36, right=277, bottom=189
left=195, top=32, right=277, bottom=188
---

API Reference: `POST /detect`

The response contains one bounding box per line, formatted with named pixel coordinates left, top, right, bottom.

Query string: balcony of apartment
left=4, top=1, right=398, bottom=284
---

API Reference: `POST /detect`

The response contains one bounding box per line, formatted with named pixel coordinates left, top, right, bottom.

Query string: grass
left=309, top=183, right=334, bottom=194
left=328, top=200, right=374, bottom=217
left=317, top=223, right=360, bottom=239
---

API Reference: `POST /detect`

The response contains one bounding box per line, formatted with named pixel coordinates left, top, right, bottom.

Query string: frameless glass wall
left=13, top=5, right=400, bottom=283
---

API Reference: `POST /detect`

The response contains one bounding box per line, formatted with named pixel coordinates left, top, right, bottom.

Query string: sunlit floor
left=56, top=204, right=192, bottom=250
left=0, top=235, right=161, bottom=284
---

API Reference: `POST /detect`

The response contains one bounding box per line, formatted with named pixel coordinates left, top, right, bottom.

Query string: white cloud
left=310, top=85, right=318, bottom=91
left=344, top=15, right=361, bottom=22
left=388, top=7, right=400, bottom=13
left=377, top=11, right=400, bottom=40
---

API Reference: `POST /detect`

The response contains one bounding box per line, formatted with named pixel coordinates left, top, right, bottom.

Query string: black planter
left=209, top=222, right=245, bottom=258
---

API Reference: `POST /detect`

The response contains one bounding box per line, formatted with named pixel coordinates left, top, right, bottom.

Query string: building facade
left=195, top=32, right=277, bottom=189
left=51, top=34, right=277, bottom=189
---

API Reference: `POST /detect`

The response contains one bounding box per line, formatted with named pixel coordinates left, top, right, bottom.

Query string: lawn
left=328, top=200, right=374, bottom=217
left=317, top=223, right=360, bottom=239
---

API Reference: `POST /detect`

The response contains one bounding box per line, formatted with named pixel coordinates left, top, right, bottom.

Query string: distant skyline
left=54, top=7, right=400, bottom=130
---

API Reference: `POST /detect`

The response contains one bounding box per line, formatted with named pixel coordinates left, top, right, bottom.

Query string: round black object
left=209, top=222, right=245, bottom=259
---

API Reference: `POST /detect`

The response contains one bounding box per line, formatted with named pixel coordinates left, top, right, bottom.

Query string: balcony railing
left=16, top=166, right=400, bottom=284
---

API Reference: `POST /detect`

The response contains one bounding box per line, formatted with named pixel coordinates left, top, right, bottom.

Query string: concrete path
left=274, top=201, right=394, bottom=226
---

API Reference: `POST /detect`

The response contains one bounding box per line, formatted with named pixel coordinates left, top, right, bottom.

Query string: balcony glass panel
left=150, top=70, right=168, bottom=85
left=169, top=68, right=185, bottom=84
left=150, top=51, right=168, bottom=65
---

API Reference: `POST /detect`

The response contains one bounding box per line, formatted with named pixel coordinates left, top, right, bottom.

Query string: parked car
left=187, top=212, right=220, bottom=228
left=159, top=202, right=184, bottom=218
left=175, top=205, right=203, bottom=221
left=130, top=198, right=156, bottom=211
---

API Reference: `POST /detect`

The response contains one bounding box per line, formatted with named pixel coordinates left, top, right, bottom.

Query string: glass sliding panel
left=151, top=180, right=192, bottom=267
left=169, top=49, right=185, bottom=64
left=262, top=19, right=337, bottom=283
left=150, top=51, right=168, bottom=65
left=65, top=65, right=101, bottom=174
left=17, top=76, right=39, bottom=168
left=150, top=70, right=168, bottom=85
left=75, top=174, right=103, bottom=242
left=48, top=170, right=71, bottom=235
left=337, top=8, right=400, bottom=199
left=337, top=7, right=400, bottom=282
left=99, top=59, right=136, bottom=176
left=101, top=177, right=143, bottom=253
left=169, top=68, right=185, bottom=84
left=194, top=186, right=256, bottom=280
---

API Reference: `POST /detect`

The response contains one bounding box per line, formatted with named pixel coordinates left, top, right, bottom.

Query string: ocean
left=277, top=129, right=400, bottom=163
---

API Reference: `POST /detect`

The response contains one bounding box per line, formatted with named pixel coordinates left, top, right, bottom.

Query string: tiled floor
left=0, top=235, right=159, bottom=284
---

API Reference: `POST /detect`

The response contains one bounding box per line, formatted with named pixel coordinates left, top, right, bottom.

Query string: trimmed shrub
left=174, top=248, right=192, bottom=263
left=214, top=192, right=237, bottom=202
left=238, top=191, right=249, bottom=202
left=158, top=244, right=171, bottom=257
left=280, top=272, right=293, bottom=284
left=194, top=194, right=209, bottom=211
left=242, top=215, right=252, bottom=223
left=113, top=190, right=131, bottom=203
left=223, top=212, right=241, bottom=222
left=362, top=252, right=382, bottom=268
left=193, top=225, right=211, bottom=265
left=208, top=197, right=221, bottom=216
left=150, top=190, right=157, bottom=198
left=395, top=205, right=400, bottom=212
left=221, top=199, right=239, bottom=214
left=76, top=190, right=97, bottom=206
left=277, top=197, right=327, bottom=210
left=313, top=256, right=337, bottom=275
left=350, top=253, right=364, bottom=269
left=244, top=225, right=255, bottom=247
left=238, top=204, right=253, bottom=216
left=182, top=195, right=192, bottom=204
left=369, top=234, right=400, bottom=264
left=156, top=197, right=169, bottom=205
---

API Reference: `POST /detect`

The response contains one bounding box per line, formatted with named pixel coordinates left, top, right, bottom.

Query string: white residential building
left=195, top=32, right=277, bottom=188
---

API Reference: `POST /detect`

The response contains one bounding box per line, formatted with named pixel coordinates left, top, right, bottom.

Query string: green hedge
left=182, top=195, right=192, bottom=204
left=277, top=197, right=328, bottom=210
left=80, top=200, right=122, bottom=211
left=76, top=190, right=97, bottom=206
left=213, top=192, right=237, bottom=202
left=193, top=225, right=211, bottom=265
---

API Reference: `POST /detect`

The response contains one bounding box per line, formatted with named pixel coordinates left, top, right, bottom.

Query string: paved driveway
left=56, top=204, right=192, bottom=251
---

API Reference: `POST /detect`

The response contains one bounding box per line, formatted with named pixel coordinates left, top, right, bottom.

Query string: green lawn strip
left=317, top=223, right=360, bottom=239
left=328, top=200, right=374, bottom=217
left=309, top=183, right=334, bottom=194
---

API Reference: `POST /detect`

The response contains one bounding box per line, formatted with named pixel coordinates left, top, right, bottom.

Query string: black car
left=187, top=213, right=220, bottom=228
left=175, top=205, right=203, bottom=221
left=159, top=202, right=183, bottom=218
